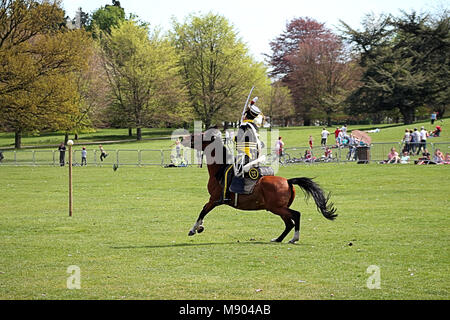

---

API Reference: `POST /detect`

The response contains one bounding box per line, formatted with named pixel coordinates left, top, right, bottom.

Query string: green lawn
left=0, top=163, right=448, bottom=299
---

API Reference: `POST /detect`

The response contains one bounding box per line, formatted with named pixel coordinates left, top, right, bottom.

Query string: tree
left=341, top=11, right=449, bottom=124
left=268, top=17, right=354, bottom=126
left=70, top=43, right=110, bottom=139
left=171, top=13, right=271, bottom=128
left=87, top=1, right=125, bottom=35
left=0, top=1, right=94, bottom=148
left=100, top=20, right=190, bottom=140
left=0, top=0, right=67, bottom=96
left=268, top=81, right=294, bottom=127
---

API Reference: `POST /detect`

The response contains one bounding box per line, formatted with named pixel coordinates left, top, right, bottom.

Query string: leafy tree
left=268, top=17, right=355, bottom=126
left=68, top=41, right=110, bottom=140
left=87, top=1, right=125, bottom=35
left=0, top=1, right=93, bottom=148
left=0, top=0, right=66, bottom=96
left=171, top=13, right=271, bottom=128
left=100, top=20, right=190, bottom=140
left=268, top=82, right=295, bottom=127
left=341, top=11, right=449, bottom=124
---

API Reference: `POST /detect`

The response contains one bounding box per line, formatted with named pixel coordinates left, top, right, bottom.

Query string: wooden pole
left=68, top=142, right=73, bottom=217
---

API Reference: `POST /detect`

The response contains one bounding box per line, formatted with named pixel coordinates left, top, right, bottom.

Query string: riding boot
left=216, top=189, right=231, bottom=205
left=229, top=176, right=245, bottom=194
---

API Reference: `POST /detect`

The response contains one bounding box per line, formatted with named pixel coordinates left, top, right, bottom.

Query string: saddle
left=216, top=164, right=274, bottom=196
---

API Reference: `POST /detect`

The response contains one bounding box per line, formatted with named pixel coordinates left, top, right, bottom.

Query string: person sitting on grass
left=400, top=151, right=410, bottom=164
left=444, top=153, right=450, bottom=164
left=415, top=148, right=431, bottom=165
left=429, top=126, right=441, bottom=137
left=429, top=148, right=444, bottom=165
left=323, top=147, right=333, bottom=161
left=381, top=147, right=400, bottom=164
left=304, top=149, right=316, bottom=163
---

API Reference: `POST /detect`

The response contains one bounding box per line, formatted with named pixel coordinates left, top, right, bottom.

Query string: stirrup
left=216, top=196, right=231, bottom=205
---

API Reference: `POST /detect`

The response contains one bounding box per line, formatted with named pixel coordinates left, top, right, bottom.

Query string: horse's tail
left=288, top=177, right=338, bottom=220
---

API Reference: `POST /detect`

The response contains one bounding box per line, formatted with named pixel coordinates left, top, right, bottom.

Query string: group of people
left=57, top=143, right=108, bottom=166
left=415, top=148, right=450, bottom=165
left=381, top=146, right=450, bottom=165
left=320, top=125, right=362, bottom=149
left=401, top=126, right=442, bottom=156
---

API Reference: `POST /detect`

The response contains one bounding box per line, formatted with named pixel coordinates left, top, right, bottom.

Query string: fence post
left=138, top=150, right=142, bottom=166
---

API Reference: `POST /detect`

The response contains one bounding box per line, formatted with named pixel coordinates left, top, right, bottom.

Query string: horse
left=181, top=129, right=337, bottom=244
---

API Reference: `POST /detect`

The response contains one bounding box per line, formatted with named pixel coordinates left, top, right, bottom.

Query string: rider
left=229, top=97, right=265, bottom=194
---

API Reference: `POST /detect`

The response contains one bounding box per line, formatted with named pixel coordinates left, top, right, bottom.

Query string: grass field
left=0, top=162, right=449, bottom=300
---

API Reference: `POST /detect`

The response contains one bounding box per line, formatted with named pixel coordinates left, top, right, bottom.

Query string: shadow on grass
left=110, top=240, right=290, bottom=250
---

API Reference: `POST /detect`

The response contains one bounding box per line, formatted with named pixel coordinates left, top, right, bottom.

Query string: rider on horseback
left=234, top=97, right=265, bottom=178
left=218, top=97, right=265, bottom=204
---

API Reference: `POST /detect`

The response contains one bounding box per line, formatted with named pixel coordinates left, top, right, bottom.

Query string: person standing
left=417, top=126, right=428, bottom=155
left=58, top=142, right=66, bottom=166
left=308, top=135, right=313, bottom=149
left=412, top=128, right=421, bottom=155
left=81, top=147, right=87, bottom=166
left=321, top=128, right=330, bottom=147
left=275, top=136, right=285, bottom=157
left=337, top=130, right=344, bottom=147
left=99, top=145, right=108, bottom=161
left=172, top=139, right=182, bottom=161
left=334, top=127, right=340, bottom=145
left=431, top=112, right=437, bottom=124
left=402, top=129, right=411, bottom=154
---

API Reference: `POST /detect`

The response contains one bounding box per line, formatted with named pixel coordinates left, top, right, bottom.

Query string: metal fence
left=281, top=141, right=450, bottom=164
left=1, top=141, right=449, bottom=166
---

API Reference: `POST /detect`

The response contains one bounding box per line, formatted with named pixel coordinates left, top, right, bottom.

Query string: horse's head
left=181, top=128, right=231, bottom=165
left=181, top=128, right=223, bottom=152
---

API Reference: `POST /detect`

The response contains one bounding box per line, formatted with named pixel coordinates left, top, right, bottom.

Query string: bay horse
left=182, top=130, right=337, bottom=244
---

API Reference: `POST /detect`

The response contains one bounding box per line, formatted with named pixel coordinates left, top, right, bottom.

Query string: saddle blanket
left=217, top=165, right=274, bottom=195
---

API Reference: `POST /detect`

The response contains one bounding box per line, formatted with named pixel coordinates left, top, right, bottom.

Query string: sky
left=62, top=0, right=447, bottom=62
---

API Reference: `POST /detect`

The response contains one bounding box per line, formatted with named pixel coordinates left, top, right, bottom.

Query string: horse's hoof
left=271, top=238, right=281, bottom=243
left=188, top=230, right=195, bottom=236
left=197, top=226, right=204, bottom=234
left=288, top=240, right=298, bottom=244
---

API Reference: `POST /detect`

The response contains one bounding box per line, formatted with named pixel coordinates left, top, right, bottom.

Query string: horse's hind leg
left=270, top=207, right=295, bottom=243
left=188, top=201, right=216, bottom=236
left=288, top=209, right=301, bottom=244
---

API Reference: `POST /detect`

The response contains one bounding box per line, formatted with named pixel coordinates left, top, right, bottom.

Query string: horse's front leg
left=188, top=201, right=216, bottom=236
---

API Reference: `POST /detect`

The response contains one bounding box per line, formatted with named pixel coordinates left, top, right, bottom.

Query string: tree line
left=0, top=0, right=448, bottom=148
